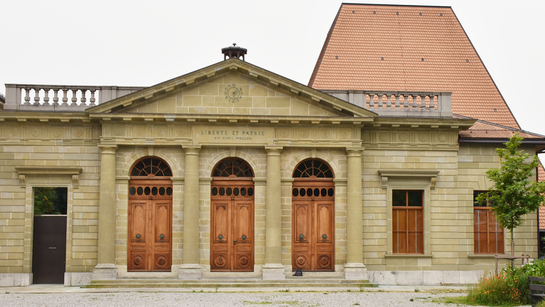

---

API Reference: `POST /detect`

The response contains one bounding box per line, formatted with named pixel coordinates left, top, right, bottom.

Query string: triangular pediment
left=87, top=59, right=376, bottom=119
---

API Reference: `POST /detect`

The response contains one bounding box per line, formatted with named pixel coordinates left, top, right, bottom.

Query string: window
left=474, top=191, right=504, bottom=254
left=392, top=190, right=423, bottom=254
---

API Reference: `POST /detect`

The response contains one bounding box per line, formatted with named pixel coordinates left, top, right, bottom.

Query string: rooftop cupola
left=222, top=43, right=247, bottom=61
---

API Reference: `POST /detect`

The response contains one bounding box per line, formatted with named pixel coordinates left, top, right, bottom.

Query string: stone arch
left=292, top=158, right=335, bottom=178
left=284, top=151, right=342, bottom=180
left=130, top=156, right=173, bottom=177
left=202, top=150, right=262, bottom=178
left=122, top=150, right=182, bottom=178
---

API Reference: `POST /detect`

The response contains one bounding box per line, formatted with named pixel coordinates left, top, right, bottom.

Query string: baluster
left=53, top=89, right=60, bottom=106
left=369, top=94, right=374, bottom=108
left=43, top=89, right=50, bottom=105
left=395, top=94, right=400, bottom=109
left=81, top=89, right=87, bottom=105
left=34, top=88, right=41, bottom=105
left=402, top=95, right=409, bottom=108
left=90, top=90, right=96, bottom=105
left=412, top=95, right=418, bottom=109
left=71, top=89, right=78, bottom=105
left=378, top=94, right=383, bottom=108
left=24, top=88, right=31, bottom=104
left=429, top=95, right=435, bottom=109
left=386, top=94, right=392, bottom=108
left=62, top=89, right=68, bottom=105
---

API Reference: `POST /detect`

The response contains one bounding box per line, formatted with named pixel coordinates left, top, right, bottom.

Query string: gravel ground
left=0, top=291, right=478, bottom=307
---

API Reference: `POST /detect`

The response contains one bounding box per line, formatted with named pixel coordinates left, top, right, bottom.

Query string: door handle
left=233, top=240, right=237, bottom=245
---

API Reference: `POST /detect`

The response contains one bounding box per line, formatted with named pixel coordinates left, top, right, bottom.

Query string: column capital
left=346, top=147, right=364, bottom=156
left=183, top=145, right=201, bottom=155
left=98, top=145, right=117, bottom=154
left=265, top=146, right=283, bottom=155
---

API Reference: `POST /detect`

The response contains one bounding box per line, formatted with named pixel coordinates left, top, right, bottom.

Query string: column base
left=92, top=263, right=118, bottom=280
left=178, top=264, right=202, bottom=280
left=262, top=263, right=285, bottom=280
left=344, top=263, right=368, bottom=280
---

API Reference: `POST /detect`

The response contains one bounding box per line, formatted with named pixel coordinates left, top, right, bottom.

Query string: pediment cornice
left=86, top=59, right=377, bottom=118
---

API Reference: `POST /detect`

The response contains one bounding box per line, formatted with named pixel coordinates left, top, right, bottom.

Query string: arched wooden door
left=128, top=157, right=173, bottom=272
left=210, top=158, right=254, bottom=272
left=292, top=159, right=335, bottom=272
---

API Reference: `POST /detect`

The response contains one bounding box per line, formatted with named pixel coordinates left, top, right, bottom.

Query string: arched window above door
left=130, top=157, right=172, bottom=177
left=293, top=159, right=334, bottom=178
left=212, top=158, right=254, bottom=178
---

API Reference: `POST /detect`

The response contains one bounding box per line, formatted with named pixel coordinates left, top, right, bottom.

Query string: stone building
left=1, top=4, right=544, bottom=287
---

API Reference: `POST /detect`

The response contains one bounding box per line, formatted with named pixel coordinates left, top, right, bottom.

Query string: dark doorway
left=32, top=216, right=67, bottom=283
left=32, top=187, right=67, bottom=284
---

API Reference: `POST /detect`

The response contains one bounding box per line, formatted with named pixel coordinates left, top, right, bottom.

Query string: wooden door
left=128, top=179, right=172, bottom=271
left=211, top=180, right=254, bottom=272
left=32, top=215, right=67, bottom=283
left=292, top=180, right=334, bottom=271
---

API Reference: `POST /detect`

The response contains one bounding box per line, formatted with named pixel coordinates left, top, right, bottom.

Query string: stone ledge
left=65, top=272, right=92, bottom=286
left=467, top=254, right=497, bottom=259
left=384, top=254, right=433, bottom=258
left=368, top=270, right=482, bottom=285
left=0, top=273, right=32, bottom=286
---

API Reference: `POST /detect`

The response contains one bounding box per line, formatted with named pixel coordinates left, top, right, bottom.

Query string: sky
left=1, top=1, right=544, bottom=145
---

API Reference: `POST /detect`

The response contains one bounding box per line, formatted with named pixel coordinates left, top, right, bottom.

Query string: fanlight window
left=212, top=158, right=254, bottom=178
left=293, top=159, right=334, bottom=178
left=131, top=157, right=172, bottom=177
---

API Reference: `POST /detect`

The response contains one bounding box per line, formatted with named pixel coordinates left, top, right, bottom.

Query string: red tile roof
left=458, top=120, right=545, bottom=139
left=309, top=4, right=520, bottom=130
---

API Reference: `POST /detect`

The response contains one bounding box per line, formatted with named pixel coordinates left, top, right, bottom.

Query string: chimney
left=222, top=43, right=247, bottom=61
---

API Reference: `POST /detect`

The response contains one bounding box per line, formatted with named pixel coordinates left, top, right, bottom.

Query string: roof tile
left=310, top=4, right=520, bottom=129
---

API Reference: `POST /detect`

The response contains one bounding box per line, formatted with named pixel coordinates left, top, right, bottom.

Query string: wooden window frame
left=379, top=170, right=437, bottom=258
left=473, top=191, right=504, bottom=255
left=392, top=190, right=424, bottom=254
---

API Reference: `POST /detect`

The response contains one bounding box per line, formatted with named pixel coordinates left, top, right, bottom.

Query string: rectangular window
left=474, top=191, right=504, bottom=254
left=392, top=190, right=423, bottom=254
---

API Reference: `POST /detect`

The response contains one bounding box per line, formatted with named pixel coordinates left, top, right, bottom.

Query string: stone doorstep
left=85, top=278, right=376, bottom=289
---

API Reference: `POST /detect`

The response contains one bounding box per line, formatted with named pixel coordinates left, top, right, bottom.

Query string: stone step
left=86, top=278, right=376, bottom=289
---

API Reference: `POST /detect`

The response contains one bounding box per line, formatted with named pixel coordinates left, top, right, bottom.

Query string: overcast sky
left=2, top=1, right=544, bottom=142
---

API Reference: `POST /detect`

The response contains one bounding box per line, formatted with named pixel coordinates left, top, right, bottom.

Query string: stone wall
left=0, top=122, right=101, bottom=280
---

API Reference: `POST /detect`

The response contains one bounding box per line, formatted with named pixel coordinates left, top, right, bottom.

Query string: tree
left=33, top=187, right=57, bottom=215
left=476, top=133, right=545, bottom=258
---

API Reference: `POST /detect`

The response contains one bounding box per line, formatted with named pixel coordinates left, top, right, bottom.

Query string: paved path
left=0, top=285, right=532, bottom=307
left=0, top=291, right=466, bottom=307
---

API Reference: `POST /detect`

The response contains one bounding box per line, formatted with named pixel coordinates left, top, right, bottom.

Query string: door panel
left=33, top=215, right=67, bottom=284
left=128, top=180, right=172, bottom=272
left=129, top=200, right=148, bottom=271
left=292, top=201, right=311, bottom=270
left=292, top=181, right=334, bottom=272
left=211, top=180, right=254, bottom=272
left=233, top=201, right=253, bottom=271
left=211, top=201, right=230, bottom=271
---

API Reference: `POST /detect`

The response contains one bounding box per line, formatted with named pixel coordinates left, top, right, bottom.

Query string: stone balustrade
left=323, top=90, right=452, bottom=117
left=3, top=84, right=145, bottom=111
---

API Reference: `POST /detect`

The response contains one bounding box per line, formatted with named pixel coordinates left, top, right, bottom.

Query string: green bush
left=537, top=299, right=545, bottom=307
left=466, top=258, right=545, bottom=306
left=467, top=270, right=527, bottom=305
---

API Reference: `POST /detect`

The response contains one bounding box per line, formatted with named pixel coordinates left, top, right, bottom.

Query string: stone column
left=92, top=145, right=118, bottom=280
left=262, top=146, right=285, bottom=280
left=344, top=147, right=367, bottom=280
left=179, top=146, right=202, bottom=280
